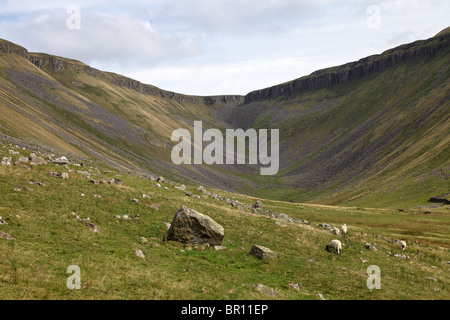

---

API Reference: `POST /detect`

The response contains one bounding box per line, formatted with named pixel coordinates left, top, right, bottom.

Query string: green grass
left=0, top=145, right=448, bottom=300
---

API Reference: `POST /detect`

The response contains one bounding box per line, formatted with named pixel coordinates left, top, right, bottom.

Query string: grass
left=0, top=144, right=449, bottom=300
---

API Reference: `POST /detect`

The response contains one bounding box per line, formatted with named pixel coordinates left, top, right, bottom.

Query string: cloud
left=1, top=6, right=203, bottom=68
left=0, top=0, right=448, bottom=95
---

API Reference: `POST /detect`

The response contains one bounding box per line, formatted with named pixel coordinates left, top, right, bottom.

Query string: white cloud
left=0, top=0, right=448, bottom=95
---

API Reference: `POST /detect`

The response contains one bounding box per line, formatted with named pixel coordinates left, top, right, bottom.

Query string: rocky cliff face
left=0, top=38, right=243, bottom=106
left=244, top=33, right=450, bottom=103
left=0, top=39, right=29, bottom=60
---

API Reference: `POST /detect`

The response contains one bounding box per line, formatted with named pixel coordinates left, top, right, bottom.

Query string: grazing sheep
left=394, top=239, right=407, bottom=251
left=326, top=239, right=342, bottom=255
left=341, top=224, right=348, bottom=238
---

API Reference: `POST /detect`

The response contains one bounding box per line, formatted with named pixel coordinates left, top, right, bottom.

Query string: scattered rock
left=109, top=178, right=123, bottom=185
left=0, top=231, right=15, bottom=240
left=250, top=244, right=277, bottom=261
left=318, top=223, right=332, bottom=229
left=140, top=237, right=148, bottom=245
left=288, top=283, right=301, bottom=291
left=18, top=156, right=29, bottom=163
left=142, top=194, right=151, bottom=199
left=253, top=201, right=262, bottom=209
left=317, top=293, right=326, bottom=300
left=425, top=277, right=438, bottom=282
left=135, top=249, right=145, bottom=259
left=364, top=243, right=377, bottom=251
left=277, top=213, right=291, bottom=222
left=175, top=185, right=186, bottom=191
left=185, top=191, right=192, bottom=196
left=214, top=245, right=227, bottom=251
left=60, top=172, right=69, bottom=179
left=192, top=195, right=201, bottom=199
left=1, top=156, right=12, bottom=166
left=30, top=154, right=47, bottom=165
left=130, top=198, right=140, bottom=203
left=156, top=177, right=165, bottom=183
left=166, top=206, right=225, bottom=246
left=53, top=156, right=69, bottom=165
left=253, top=284, right=279, bottom=298
left=197, top=186, right=207, bottom=194
left=156, top=183, right=161, bottom=188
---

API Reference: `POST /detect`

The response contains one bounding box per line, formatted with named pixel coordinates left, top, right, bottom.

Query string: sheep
left=394, top=239, right=407, bottom=251
left=326, top=239, right=342, bottom=255
left=340, top=224, right=347, bottom=238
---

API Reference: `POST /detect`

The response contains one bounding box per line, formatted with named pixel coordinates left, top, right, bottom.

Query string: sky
left=0, top=0, right=449, bottom=96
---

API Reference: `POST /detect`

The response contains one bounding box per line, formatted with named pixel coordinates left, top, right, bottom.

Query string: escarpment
left=244, top=32, right=450, bottom=103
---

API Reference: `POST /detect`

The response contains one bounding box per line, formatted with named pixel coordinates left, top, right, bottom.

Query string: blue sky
left=0, top=0, right=449, bottom=95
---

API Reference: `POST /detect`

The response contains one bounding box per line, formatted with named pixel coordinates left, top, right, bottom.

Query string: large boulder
left=167, top=206, right=224, bottom=246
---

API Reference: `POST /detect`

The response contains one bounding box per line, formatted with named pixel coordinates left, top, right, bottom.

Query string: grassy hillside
left=1, top=31, right=449, bottom=208
left=0, top=144, right=448, bottom=299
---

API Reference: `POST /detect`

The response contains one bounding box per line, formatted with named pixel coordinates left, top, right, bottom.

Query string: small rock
left=250, top=244, right=277, bottom=261
left=60, top=172, right=69, bottom=179
left=288, top=283, right=301, bottom=291
left=253, top=284, right=278, bottom=298
left=214, top=245, right=227, bottom=251
left=253, top=201, right=262, bottom=209
left=122, top=215, right=132, bottom=221
left=317, top=293, right=326, bottom=300
left=130, top=198, right=140, bottom=203
left=0, top=231, right=15, bottom=240
left=140, top=237, right=148, bottom=245
left=135, top=249, right=145, bottom=259
left=53, top=156, right=69, bottom=165
left=156, top=183, right=161, bottom=188
left=425, top=277, right=437, bottom=282
left=156, top=177, right=165, bottom=183
left=142, top=194, right=151, bottom=199
left=1, top=157, right=12, bottom=166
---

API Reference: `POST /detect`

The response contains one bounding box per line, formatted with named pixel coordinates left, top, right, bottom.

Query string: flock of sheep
left=325, top=223, right=407, bottom=255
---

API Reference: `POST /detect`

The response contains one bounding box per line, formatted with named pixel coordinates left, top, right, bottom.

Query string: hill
left=0, top=29, right=449, bottom=209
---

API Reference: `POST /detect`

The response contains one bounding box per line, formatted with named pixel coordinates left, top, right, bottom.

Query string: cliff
left=0, top=39, right=244, bottom=106
left=244, top=31, right=450, bottom=103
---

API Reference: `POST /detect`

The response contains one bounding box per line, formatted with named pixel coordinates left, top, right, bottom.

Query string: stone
left=60, top=172, right=69, bottom=179
left=1, top=157, right=12, bottom=166
left=53, top=156, right=69, bottom=165
left=197, top=186, right=207, bottom=194
left=30, top=155, right=47, bottom=165
left=130, top=198, right=140, bottom=203
left=319, top=223, right=332, bottom=229
left=109, top=178, right=123, bottom=185
left=156, top=176, right=165, bottom=183
left=0, top=231, right=15, bottom=240
left=253, top=284, right=278, bottom=298
left=317, top=293, right=326, bottom=300
left=250, top=244, right=277, bottom=260
left=142, top=194, right=151, bottom=199
left=167, top=206, right=224, bottom=246
left=278, top=213, right=291, bottom=222
left=18, top=156, right=29, bottom=163
left=288, top=283, right=301, bottom=291
left=364, top=243, right=377, bottom=251
left=214, top=245, right=227, bottom=251
left=140, top=237, right=148, bottom=245
left=253, top=201, right=262, bottom=209
left=135, top=249, right=145, bottom=259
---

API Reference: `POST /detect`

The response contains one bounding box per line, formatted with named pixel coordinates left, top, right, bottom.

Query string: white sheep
left=394, top=239, right=407, bottom=251
left=326, top=239, right=342, bottom=255
left=340, top=224, right=347, bottom=238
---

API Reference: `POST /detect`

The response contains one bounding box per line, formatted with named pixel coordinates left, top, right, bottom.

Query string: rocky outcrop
left=244, top=32, right=450, bottom=103
left=167, top=206, right=225, bottom=246
left=0, top=39, right=29, bottom=59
